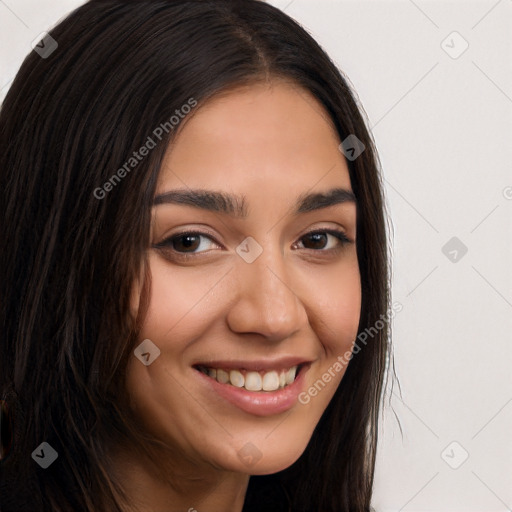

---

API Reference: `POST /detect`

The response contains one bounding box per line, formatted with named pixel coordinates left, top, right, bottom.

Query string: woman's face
left=127, top=81, right=361, bottom=475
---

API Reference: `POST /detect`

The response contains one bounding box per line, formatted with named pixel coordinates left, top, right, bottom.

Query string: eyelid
left=292, top=227, right=352, bottom=252
left=300, top=226, right=352, bottom=242
left=153, top=227, right=224, bottom=249
left=298, top=225, right=355, bottom=243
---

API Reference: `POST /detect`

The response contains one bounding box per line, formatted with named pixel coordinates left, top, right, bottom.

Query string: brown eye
left=296, top=229, right=350, bottom=251
left=172, top=234, right=201, bottom=252
left=302, top=232, right=329, bottom=250
left=154, top=231, right=221, bottom=255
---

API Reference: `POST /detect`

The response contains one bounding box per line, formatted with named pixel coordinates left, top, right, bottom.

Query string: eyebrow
left=152, top=187, right=356, bottom=217
left=295, top=187, right=356, bottom=213
left=153, top=189, right=249, bottom=217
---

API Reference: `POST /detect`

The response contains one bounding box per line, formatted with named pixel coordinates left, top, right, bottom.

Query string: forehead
left=157, top=80, right=351, bottom=195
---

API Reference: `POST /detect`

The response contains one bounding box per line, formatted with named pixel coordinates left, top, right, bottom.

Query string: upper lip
left=193, top=356, right=312, bottom=372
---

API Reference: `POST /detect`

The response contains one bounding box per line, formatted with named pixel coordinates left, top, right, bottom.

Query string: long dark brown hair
left=0, top=1, right=390, bottom=510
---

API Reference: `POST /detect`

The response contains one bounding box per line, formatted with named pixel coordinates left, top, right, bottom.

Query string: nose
left=226, top=246, right=309, bottom=342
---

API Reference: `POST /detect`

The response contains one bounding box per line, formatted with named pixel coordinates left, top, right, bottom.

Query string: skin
left=115, top=80, right=361, bottom=512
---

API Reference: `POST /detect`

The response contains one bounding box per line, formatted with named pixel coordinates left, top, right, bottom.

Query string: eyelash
left=153, top=228, right=351, bottom=261
left=292, top=229, right=351, bottom=252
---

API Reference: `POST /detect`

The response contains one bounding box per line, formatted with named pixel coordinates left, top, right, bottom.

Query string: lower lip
left=194, top=366, right=309, bottom=417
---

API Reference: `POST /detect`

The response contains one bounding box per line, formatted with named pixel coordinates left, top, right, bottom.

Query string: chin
left=217, top=436, right=309, bottom=475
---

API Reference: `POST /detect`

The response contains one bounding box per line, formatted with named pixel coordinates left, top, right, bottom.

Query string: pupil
left=307, top=233, right=327, bottom=249
left=176, top=235, right=199, bottom=251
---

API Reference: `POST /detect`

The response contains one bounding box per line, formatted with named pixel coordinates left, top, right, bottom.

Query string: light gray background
left=1, top=1, right=511, bottom=510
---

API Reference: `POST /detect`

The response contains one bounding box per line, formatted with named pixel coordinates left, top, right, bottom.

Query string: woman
left=0, top=1, right=391, bottom=510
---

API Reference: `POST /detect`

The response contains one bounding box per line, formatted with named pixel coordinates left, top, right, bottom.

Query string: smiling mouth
left=194, top=364, right=306, bottom=392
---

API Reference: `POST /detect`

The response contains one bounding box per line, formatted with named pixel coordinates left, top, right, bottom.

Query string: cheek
left=124, top=260, right=223, bottom=442
left=296, top=264, right=361, bottom=414
left=306, top=257, right=361, bottom=355
left=135, top=255, right=223, bottom=344
left=126, top=257, right=224, bottom=421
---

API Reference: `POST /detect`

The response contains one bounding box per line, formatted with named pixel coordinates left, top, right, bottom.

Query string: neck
left=109, top=442, right=250, bottom=512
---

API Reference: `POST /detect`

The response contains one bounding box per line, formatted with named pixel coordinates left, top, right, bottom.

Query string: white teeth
left=285, top=367, right=297, bottom=385
left=245, top=371, right=262, bottom=391
left=200, top=365, right=299, bottom=391
left=229, top=370, right=245, bottom=388
left=216, top=369, right=229, bottom=384
left=262, top=371, right=280, bottom=391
